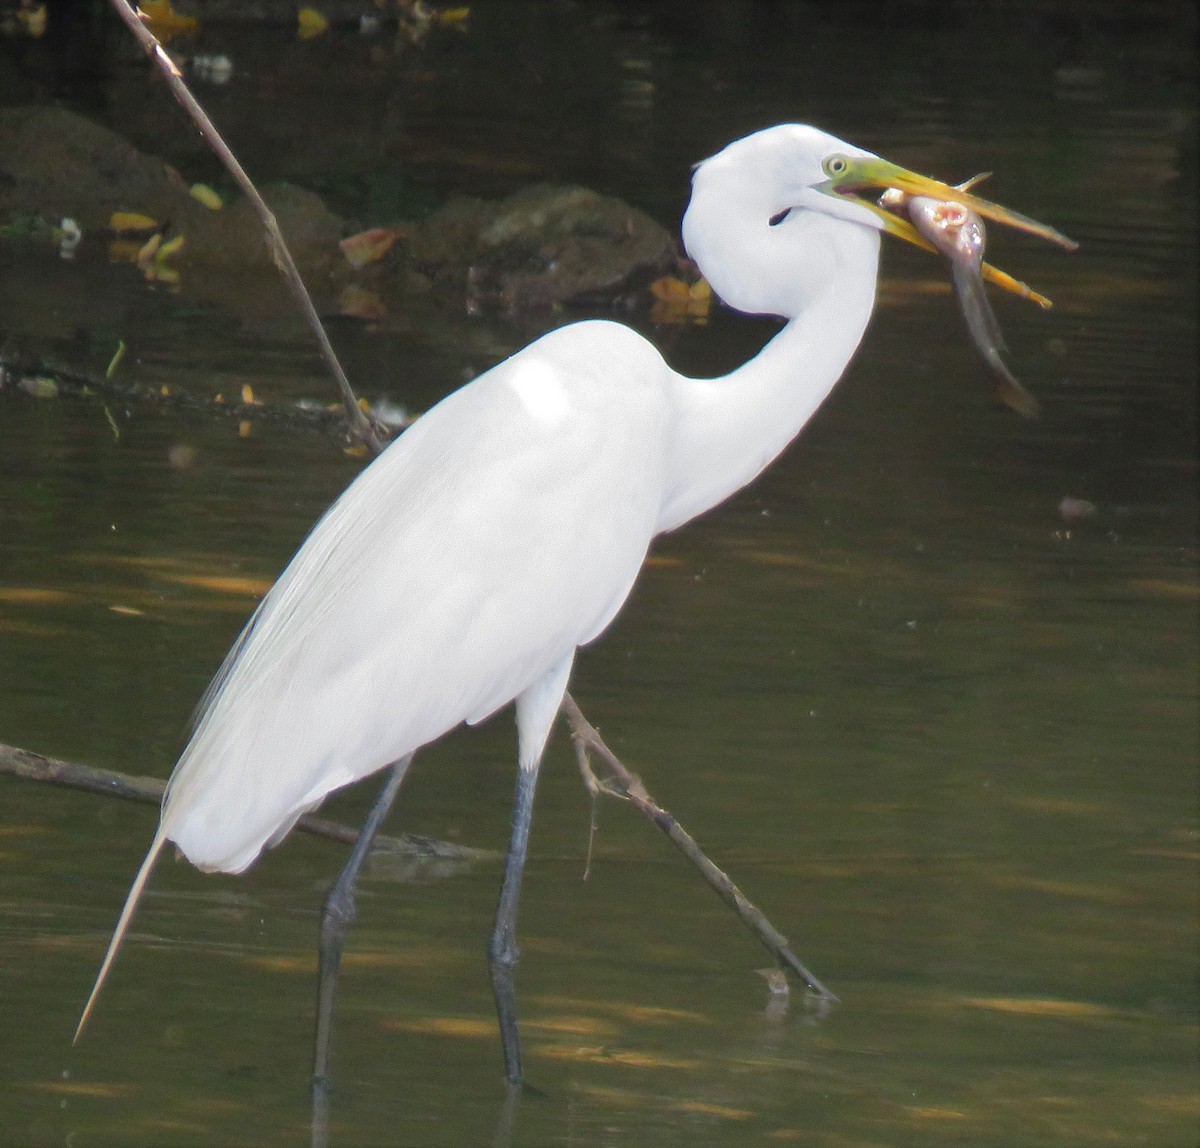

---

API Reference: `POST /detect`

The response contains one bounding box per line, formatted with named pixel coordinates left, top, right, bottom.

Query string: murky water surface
left=1, top=5, right=1196, bottom=1146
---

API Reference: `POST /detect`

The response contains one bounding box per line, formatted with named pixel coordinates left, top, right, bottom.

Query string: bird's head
left=682, top=124, right=1074, bottom=319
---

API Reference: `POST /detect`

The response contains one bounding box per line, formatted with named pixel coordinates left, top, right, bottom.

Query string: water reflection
left=1, top=3, right=1197, bottom=1147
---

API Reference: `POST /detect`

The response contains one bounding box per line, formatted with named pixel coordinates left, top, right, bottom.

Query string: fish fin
left=74, top=827, right=170, bottom=1042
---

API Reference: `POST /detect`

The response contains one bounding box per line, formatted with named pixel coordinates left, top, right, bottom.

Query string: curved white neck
left=656, top=227, right=880, bottom=534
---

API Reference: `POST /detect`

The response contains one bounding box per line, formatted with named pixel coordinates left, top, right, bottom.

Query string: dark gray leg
left=488, top=760, right=540, bottom=1085
left=313, top=754, right=414, bottom=1089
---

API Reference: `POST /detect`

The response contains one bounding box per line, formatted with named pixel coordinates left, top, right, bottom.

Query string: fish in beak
left=819, top=153, right=1078, bottom=416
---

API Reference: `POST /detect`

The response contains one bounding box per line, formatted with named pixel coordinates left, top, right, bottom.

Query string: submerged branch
left=0, top=742, right=488, bottom=861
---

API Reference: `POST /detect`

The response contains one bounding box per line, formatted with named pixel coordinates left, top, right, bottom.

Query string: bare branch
left=106, top=0, right=386, bottom=455
left=0, top=742, right=487, bottom=861
left=559, top=692, right=837, bottom=1004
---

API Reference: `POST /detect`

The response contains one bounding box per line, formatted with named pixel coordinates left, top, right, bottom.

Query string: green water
left=1, top=4, right=1196, bottom=1146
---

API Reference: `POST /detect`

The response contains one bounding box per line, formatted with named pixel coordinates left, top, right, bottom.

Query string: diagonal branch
left=106, top=0, right=385, bottom=455
left=559, top=692, right=837, bottom=1004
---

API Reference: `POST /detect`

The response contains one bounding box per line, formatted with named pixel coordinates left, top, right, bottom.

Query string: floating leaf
left=135, top=232, right=162, bottom=264
left=109, top=606, right=145, bottom=617
left=343, top=443, right=369, bottom=460
left=238, top=420, right=253, bottom=439
left=109, top=211, right=158, bottom=234
left=339, top=227, right=402, bottom=269
left=240, top=384, right=261, bottom=407
left=189, top=183, right=223, bottom=210
left=297, top=7, right=329, bottom=38
left=440, top=7, right=471, bottom=26
left=156, top=234, right=186, bottom=261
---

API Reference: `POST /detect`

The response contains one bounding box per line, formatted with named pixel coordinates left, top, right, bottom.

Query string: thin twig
left=559, top=692, right=838, bottom=1004
left=106, top=0, right=386, bottom=456
left=0, top=742, right=488, bottom=861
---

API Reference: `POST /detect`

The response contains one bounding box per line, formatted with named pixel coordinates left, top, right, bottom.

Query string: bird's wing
left=163, top=321, right=673, bottom=872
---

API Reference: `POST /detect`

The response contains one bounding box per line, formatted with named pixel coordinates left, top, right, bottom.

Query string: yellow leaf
left=156, top=233, right=185, bottom=261
left=135, top=232, right=162, bottom=264
left=339, top=227, right=402, bottom=269
left=238, top=420, right=253, bottom=439
left=240, top=384, right=261, bottom=407
left=109, top=606, right=145, bottom=617
left=650, top=276, right=712, bottom=323
left=109, top=211, right=158, bottom=234
left=189, top=183, right=223, bottom=210
left=439, top=7, right=471, bottom=26
left=297, top=7, right=329, bottom=38
left=338, top=284, right=387, bottom=320
left=139, top=0, right=198, bottom=40
left=343, top=444, right=369, bottom=459
left=650, top=276, right=690, bottom=301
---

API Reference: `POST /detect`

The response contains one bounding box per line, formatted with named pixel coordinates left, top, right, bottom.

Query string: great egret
left=76, top=124, right=1073, bottom=1085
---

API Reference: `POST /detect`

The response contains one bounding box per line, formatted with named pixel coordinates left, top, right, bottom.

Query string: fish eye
left=823, top=155, right=850, bottom=177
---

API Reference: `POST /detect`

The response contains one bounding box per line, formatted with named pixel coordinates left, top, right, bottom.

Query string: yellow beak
left=821, top=154, right=1077, bottom=307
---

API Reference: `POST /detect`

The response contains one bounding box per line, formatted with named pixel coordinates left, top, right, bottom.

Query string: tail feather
left=74, top=828, right=170, bottom=1043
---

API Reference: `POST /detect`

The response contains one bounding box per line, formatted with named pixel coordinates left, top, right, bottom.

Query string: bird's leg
left=313, top=753, right=414, bottom=1092
left=488, top=756, right=541, bottom=1085
left=489, top=653, right=573, bottom=1085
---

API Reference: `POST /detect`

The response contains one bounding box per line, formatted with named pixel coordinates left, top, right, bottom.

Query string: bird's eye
left=823, top=155, right=850, bottom=177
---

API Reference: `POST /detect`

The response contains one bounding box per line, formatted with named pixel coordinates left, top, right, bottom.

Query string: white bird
left=77, top=124, right=1072, bottom=1085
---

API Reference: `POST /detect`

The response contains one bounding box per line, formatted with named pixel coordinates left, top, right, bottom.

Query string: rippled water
left=1, top=4, right=1196, bottom=1147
